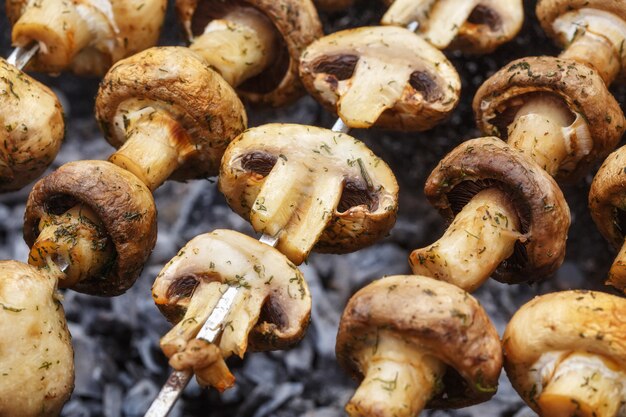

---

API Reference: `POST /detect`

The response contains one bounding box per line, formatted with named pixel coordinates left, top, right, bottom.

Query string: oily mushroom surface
left=474, top=56, right=625, bottom=183
left=176, top=0, right=323, bottom=106
left=95, top=46, right=247, bottom=182
left=219, top=123, right=399, bottom=265
left=381, top=0, right=524, bottom=54
left=24, top=160, right=157, bottom=296
left=0, top=261, right=74, bottom=417
left=424, top=136, right=570, bottom=284
left=7, top=0, right=166, bottom=75
left=299, top=26, right=460, bottom=130
left=0, top=57, right=64, bottom=193
left=337, top=275, right=502, bottom=414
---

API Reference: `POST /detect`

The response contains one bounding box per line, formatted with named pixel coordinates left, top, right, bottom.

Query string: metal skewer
left=7, top=44, right=39, bottom=71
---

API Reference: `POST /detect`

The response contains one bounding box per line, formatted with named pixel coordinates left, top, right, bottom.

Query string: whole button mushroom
left=176, top=0, right=323, bottom=106
left=0, top=57, right=64, bottom=193
left=381, top=0, right=524, bottom=54
left=152, top=229, right=311, bottom=390
left=95, top=46, right=247, bottom=191
left=409, top=137, right=570, bottom=291
left=6, top=0, right=167, bottom=75
left=219, top=123, right=399, bottom=265
left=0, top=261, right=73, bottom=417
left=299, top=26, right=460, bottom=130
left=474, top=56, right=625, bottom=183
left=503, top=290, right=626, bottom=417
left=337, top=275, right=502, bottom=417
left=24, top=160, right=157, bottom=296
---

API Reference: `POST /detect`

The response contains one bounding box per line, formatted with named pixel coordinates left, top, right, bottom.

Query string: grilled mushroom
left=0, top=261, right=73, bottom=417
left=95, top=46, right=247, bottom=191
left=152, top=229, right=311, bottom=390
left=381, top=0, right=524, bottom=54
left=24, top=160, right=157, bottom=296
left=7, top=0, right=167, bottom=75
left=503, top=290, right=626, bottom=417
left=337, top=275, right=502, bottom=417
left=299, top=26, right=460, bottom=130
left=176, top=0, right=322, bottom=106
left=0, top=57, right=64, bottom=193
left=409, top=137, right=570, bottom=291
left=219, top=123, right=399, bottom=265
left=474, top=56, right=625, bottom=183
left=537, top=0, right=626, bottom=85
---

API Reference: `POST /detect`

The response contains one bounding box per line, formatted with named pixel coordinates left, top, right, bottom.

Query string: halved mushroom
left=409, top=137, right=570, bottom=290
left=503, top=290, right=626, bottom=417
left=24, top=160, right=157, bottom=296
left=0, top=57, right=64, bottom=193
left=337, top=275, right=502, bottom=417
left=537, top=0, right=626, bottom=85
left=176, top=0, right=322, bottom=106
left=7, top=0, right=167, bottom=75
left=474, top=56, right=625, bottom=183
left=152, top=229, right=311, bottom=390
left=219, top=123, right=399, bottom=265
left=299, top=26, right=460, bottom=130
left=0, top=261, right=73, bottom=417
left=381, top=0, right=524, bottom=54
left=95, top=46, right=247, bottom=191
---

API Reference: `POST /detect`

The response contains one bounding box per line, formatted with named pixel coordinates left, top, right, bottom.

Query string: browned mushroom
left=7, top=0, right=167, bottom=75
left=503, top=290, right=626, bottom=417
left=24, top=160, right=157, bottom=296
left=176, top=0, right=323, bottom=106
left=0, top=261, right=74, bottom=417
left=299, top=26, right=460, bottom=130
left=474, top=56, right=625, bottom=183
left=537, top=0, right=626, bottom=85
left=381, top=0, right=524, bottom=54
left=337, top=275, right=502, bottom=417
left=152, top=229, right=311, bottom=390
left=218, top=123, right=399, bottom=265
left=409, top=137, right=570, bottom=291
left=0, top=57, right=64, bottom=193
left=95, top=46, right=247, bottom=192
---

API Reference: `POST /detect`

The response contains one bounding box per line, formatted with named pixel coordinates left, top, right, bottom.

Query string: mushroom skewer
left=6, top=43, right=39, bottom=70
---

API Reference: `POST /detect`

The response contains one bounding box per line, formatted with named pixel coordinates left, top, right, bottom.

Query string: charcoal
left=121, top=379, right=159, bottom=417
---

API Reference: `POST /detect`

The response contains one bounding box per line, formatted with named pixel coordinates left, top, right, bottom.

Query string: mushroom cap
left=218, top=123, right=399, bottom=259
left=474, top=56, right=625, bottom=183
left=95, top=46, right=247, bottom=181
left=0, top=58, right=64, bottom=193
left=7, top=0, right=167, bottom=75
left=337, top=275, right=502, bottom=408
left=176, top=0, right=323, bottom=106
left=314, top=0, right=354, bottom=12
left=503, top=290, right=626, bottom=412
left=24, top=160, right=157, bottom=296
left=0, top=261, right=74, bottom=417
left=299, top=26, right=460, bottom=130
left=425, top=137, right=570, bottom=284
left=381, top=0, right=524, bottom=54
left=152, top=229, right=311, bottom=352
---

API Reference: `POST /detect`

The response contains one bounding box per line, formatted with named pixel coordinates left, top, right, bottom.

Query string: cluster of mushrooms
left=0, top=0, right=626, bottom=416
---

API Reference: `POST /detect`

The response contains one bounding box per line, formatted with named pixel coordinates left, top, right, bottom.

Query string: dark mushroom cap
left=425, top=137, right=570, bottom=284
left=95, top=46, right=247, bottom=181
left=503, top=290, right=626, bottom=413
left=337, top=275, right=502, bottom=409
left=24, top=160, right=157, bottom=296
left=474, top=56, right=625, bottom=183
left=152, top=229, right=311, bottom=352
left=299, top=26, right=460, bottom=130
left=176, top=0, right=323, bottom=106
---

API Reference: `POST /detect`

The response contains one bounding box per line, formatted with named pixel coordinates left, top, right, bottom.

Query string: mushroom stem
left=347, top=330, right=445, bottom=417
left=607, top=242, right=626, bottom=292
left=189, top=7, right=278, bottom=87
left=409, top=188, right=522, bottom=292
left=560, top=31, right=621, bottom=86
left=28, top=205, right=114, bottom=288
left=538, top=353, right=624, bottom=417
